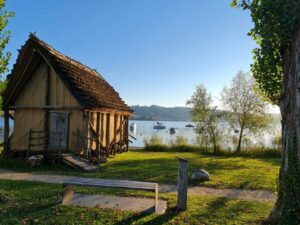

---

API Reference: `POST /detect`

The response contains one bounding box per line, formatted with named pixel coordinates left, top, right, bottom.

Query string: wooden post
left=176, top=157, right=189, bottom=211
left=96, top=112, right=100, bottom=166
left=106, top=113, right=110, bottom=148
left=120, top=115, right=123, bottom=142
left=3, top=109, right=10, bottom=157
left=124, top=116, right=129, bottom=151
left=83, top=111, right=89, bottom=158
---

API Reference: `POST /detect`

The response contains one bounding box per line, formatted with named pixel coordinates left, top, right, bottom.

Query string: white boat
left=130, top=123, right=137, bottom=131
left=153, top=121, right=166, bottom=129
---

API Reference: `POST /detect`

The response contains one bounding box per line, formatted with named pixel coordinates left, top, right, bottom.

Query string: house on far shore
left=2, top=34, right=133, bottom=162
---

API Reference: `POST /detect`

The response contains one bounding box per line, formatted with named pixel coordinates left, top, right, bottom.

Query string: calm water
left=128, top=120, right=281, bottom=148
left=128, top=120, right=197, bottom=147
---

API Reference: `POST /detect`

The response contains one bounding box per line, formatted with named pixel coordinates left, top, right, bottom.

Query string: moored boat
left=153, top=121, right=166, bottom=129
left=169, top=127, right=177, bottom=134
left=185, top=123, right=194, bottom=128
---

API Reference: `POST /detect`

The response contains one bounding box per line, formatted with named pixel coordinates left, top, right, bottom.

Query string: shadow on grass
left=114, top=206, right=179, bottom=225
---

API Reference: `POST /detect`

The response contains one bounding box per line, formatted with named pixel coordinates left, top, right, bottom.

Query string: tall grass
left=142, top=135, right=282, bottom=158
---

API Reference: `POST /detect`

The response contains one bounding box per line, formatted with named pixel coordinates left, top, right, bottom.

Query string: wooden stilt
left=3, top=109, right=10, bottom=157
left=96, top=112, right=100, bottom=166
left=106, top=113, right=110, bottom=151
left=83, top=111, right=89, bottom=158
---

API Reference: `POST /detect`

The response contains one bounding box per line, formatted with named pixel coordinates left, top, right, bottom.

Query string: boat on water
left=185, top=124, right=194, bottom=128
left=169, top=127, right=177, bottom=134
left=153, top=121, right=166, bottom=129
left=129, top=123, right=137, bottom=131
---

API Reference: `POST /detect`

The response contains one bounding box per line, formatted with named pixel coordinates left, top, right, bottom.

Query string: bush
left=144, top=135, right=164, bottom=147
left=171, top=136, right=189, bottom=146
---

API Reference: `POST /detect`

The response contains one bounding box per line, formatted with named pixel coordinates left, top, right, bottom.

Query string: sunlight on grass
left=0, top=180, right=273, bottom=225
left=0, top=150, right=280, bottom=190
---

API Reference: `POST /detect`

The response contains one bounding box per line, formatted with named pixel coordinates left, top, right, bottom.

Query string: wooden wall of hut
left=10, top=61, right=84, bottom=152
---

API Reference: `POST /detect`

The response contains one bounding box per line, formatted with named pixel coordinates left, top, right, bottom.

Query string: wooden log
left=124, top=116, right=129, bottom=151
left=120, top=115, right=123, bottom=142
left=83, top=111, right=89, bottom=158
left=177, top=157, right=189, bottom=211
left=96, top=112, right=100, bottom=165
left=3, top=109, right=9, bottom=157
left=106, top=113, right=110, bottom=147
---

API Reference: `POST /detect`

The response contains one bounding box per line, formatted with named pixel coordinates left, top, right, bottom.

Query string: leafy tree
left=0, top=0, right=14, bottom=106
left=221, top=71, right=270, bottom=152
left=187, top=84, right=224, bottom=153
left=232, top=0, right=300, bottom=223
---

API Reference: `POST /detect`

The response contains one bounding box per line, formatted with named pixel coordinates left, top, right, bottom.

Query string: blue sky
left=5, top=0, right=255, bottom=107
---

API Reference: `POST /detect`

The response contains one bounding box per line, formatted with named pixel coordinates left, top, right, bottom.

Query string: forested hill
left=130, top=105, right=192, bottom=121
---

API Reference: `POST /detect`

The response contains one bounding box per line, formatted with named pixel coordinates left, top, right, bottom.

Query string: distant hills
left=130, top=105, right=192, bottom=121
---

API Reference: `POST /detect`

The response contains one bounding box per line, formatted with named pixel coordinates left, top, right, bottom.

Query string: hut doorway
left=50, top=112, right=69, bottom=149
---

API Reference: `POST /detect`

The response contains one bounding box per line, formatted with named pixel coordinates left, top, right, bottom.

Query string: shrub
left=144, top=135, right=164, bottom=147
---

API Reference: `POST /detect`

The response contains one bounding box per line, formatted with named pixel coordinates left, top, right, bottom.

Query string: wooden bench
left=62, top=177, right=160, bottom=214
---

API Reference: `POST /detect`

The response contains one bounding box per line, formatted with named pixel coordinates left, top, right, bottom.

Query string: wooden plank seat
left=62, top=177, right=160, bottom=213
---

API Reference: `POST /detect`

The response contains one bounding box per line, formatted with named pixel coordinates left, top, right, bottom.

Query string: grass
left=0, top=150, right=280, bottom=191
left=0, top=179, right=274, bottom=225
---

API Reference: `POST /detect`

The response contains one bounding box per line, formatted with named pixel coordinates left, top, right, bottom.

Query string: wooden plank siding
left=10, top=61, right=84, bottom=152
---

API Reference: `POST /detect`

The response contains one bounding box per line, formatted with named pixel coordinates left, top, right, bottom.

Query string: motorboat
left=169, top=127, right=177, bottom=134
left=153, top=121, right=166, bottom=129
left=185, top=124, right=194, bottom=128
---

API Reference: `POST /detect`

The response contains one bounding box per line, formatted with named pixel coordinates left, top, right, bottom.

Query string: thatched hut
left=2, top=34, right=133, bottom=162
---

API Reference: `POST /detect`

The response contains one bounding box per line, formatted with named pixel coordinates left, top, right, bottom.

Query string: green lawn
left=0, top=179, right=273, bottom=225
left=0, top=150, right=280, bottom=191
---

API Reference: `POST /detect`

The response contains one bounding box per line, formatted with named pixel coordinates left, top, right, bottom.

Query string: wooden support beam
left=96, top=112, right=100, bottom=165
left=106, top=113, right=110, bottom=147
left=3, top=109, right=10, bottom=157
left=83, top=111, right=89, bottom=158
left=120, top=115, right=123, bottom=142
left=124, top=116, right=129, bottom=151
left=100, top=113, right=104, bottom=146
left=114, top=114, right=118, bottom=144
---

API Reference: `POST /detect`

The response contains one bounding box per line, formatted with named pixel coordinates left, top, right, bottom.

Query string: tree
left=221, top=71, right=269, bottom=152
left=0, top=0, right=14, bottom=107
left=187, top=84, right=224, bottom=153
left=232, top=0, right=300, bottom=223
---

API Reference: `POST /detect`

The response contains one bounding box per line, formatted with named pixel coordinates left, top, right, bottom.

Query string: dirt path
left=0, top=169, right=275, bottom=203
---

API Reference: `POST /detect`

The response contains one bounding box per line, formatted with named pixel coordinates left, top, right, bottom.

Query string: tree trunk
left=236, top=127, right=244, bottom=153
left=267, top=24, right=300, bottom=224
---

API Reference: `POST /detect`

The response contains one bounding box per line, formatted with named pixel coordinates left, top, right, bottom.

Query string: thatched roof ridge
left=3, top=34, right=132, bottom=113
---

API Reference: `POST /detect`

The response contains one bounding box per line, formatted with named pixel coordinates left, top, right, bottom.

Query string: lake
left=128, top=120, right=281, bottom=148
left=128, top=120, right=197, bottom=147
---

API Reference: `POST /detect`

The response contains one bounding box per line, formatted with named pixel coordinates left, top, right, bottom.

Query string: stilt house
left=2, top=34, right=133, bottom=161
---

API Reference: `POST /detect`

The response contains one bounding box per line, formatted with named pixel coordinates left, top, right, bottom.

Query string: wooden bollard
left=176, top=157, right=189, bottom=211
